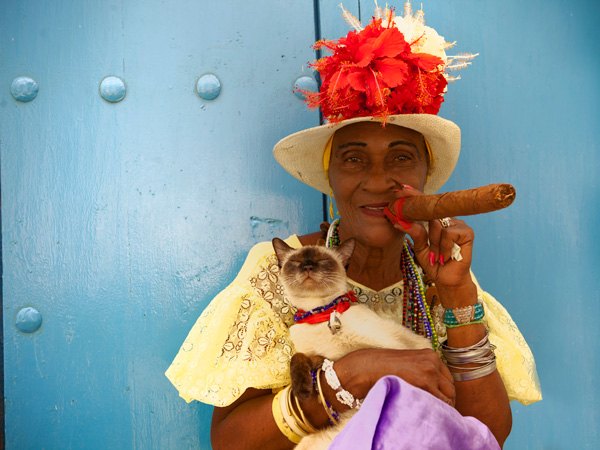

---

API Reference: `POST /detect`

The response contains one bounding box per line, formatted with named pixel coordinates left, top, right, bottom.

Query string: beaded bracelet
left=445, top=319, right=483, bottom=328
left=444, top=302, right=484, bottom=326
left=322, top=359, right=362, bottom=409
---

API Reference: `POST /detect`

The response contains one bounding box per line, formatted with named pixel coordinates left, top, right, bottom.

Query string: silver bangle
left=450, top=359, right=497, bottom=381
left=322, top=359, right=362, bottom=409
left=440, top=331, right=489, bottom=353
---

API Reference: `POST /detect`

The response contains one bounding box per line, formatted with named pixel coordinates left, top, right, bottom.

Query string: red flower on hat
left=303, top=15, right=448, bottom=123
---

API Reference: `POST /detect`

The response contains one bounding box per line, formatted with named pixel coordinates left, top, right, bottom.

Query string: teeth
left=364, top=206, right=385, bottom=210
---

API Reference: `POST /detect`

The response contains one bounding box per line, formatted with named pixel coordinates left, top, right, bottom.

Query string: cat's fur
left=272, top=238, right=432, bottom=449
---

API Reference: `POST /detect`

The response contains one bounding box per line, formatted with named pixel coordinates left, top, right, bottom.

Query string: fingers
left=427, top=217, right=473, bottom=266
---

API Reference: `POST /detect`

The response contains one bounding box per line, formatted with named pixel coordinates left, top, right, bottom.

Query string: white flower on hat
left=392, top=14, right=447, bottom=61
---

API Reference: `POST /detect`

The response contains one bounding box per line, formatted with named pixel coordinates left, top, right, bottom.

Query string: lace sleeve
left=165, top=250, right=297, bottom=407
left=478, top=286, right=542, bottom=405
left=432, top=274, right=543, bottom=406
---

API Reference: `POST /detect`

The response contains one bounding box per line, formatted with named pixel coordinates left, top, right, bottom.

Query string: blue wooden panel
left=1, top=0, right=322, bottom=448
left=2, top=0, right=599, bottom=449
left=352, top=0, right=599, bottom=448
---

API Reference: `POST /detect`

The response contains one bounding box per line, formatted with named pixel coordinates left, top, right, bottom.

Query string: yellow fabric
left=165, top=235, right=542, bottom=407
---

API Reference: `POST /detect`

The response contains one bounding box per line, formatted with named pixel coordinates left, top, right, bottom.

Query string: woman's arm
left=400, top=187, right=513, bottom=447
left=211, top=347, right=455, bottom=450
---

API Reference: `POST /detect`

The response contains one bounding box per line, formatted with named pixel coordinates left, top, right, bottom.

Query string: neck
left=340, top=228, right=406, bottom=291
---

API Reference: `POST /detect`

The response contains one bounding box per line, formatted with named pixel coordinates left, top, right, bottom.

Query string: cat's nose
left=302, top=263, right=314, bottom=271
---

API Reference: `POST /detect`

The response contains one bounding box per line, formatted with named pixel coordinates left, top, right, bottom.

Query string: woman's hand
left=391, top=186, right=475, bottom=294
left=333, top=347, right=456, bottom=407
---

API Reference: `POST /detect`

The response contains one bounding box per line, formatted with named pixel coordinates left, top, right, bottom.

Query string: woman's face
left=328, top=121, right=429, bottom=248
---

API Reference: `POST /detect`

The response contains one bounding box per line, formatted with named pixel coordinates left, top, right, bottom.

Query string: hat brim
left=273, top=114, right=461, bottom=195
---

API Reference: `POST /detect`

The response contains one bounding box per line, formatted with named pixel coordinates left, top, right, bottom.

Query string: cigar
left=383, top=183, right=516, bottom=224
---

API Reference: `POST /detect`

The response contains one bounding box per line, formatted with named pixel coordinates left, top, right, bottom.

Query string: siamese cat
left=272, top=237, right=432, bottom=449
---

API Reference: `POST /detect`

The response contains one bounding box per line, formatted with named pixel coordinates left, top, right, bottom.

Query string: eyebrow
left=335, top=140, right=422, bottom=158
left=337, top=141, right=367, bottom=150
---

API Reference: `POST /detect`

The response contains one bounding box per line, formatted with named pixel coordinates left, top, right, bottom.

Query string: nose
left=302, top=261, right=314, bottom=271
left=361, top=163, right=396, bottom=192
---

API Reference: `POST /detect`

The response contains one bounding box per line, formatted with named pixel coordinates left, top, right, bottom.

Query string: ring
left=439, top=217, right=452, bottom=228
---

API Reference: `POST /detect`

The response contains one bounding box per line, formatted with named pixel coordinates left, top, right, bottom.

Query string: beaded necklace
left=326, top=219, right=438, bottom=350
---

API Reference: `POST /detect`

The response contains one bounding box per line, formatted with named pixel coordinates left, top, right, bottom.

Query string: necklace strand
left=327, top=220, right=438, bottom=350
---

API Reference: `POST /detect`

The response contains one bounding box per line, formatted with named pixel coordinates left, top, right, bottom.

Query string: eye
left=345, top=156, right=361, bottom=163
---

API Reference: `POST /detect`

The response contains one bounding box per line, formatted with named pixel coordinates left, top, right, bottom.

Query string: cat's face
left=272, top=238, right=355, bottom=308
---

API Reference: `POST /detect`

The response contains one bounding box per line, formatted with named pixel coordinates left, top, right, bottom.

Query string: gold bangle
left=280, top=385, right=308, bottom=439
left=272, top=387, right=302, bottom=444
left=316, top=368, right=340, bottom=425
left=291, top=388, right=318, bottom=434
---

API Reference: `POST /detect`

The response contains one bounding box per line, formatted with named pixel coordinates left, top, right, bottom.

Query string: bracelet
left=280, top=385, right=308, bottom=439
left=451, top=359, right=497, bottom=381
left=440, top=331, right=490, bottom=353
left=291, top=388, right=318, bottom=434
left=440, top=331, right=498, bottom=381
left=445, top=319, right=483, bottom=328
left=444, top=302, right=484, bottom=326
left=322, top=359, right=362, bottom=409
left=316, top=368, right=340, bottom=425
left=272, top=387, right=303, bottom=444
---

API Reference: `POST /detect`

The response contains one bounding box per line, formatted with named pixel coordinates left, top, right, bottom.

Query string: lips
left=360, top=202, right=390, bottom=217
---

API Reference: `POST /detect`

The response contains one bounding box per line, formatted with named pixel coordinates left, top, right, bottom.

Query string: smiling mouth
left=360, top=203, right=391, bottom=218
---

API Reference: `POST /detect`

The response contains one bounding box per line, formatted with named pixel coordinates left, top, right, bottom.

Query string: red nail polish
left=439, top=254, right=445, bottom=266
left=429, top=251, right=435, bottom=267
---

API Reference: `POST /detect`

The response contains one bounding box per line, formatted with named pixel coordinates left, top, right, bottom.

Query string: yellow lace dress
left=165, top=235, right=542, bottom=407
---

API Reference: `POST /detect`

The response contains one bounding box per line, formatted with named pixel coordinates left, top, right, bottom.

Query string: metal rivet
left=11, top=77, right=39, bottom=102
left=196, top=74, right=221, bottom=100
left=15, top=307, right=43, bottom=333
left=294, top=76, right=318, bottom=99
left=100, top=76, right=126, bottom=103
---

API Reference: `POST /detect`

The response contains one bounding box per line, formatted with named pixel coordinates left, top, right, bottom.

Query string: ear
left=272, top=238, right=292, bottom=265
left=337, top=238, right=356, bottom=267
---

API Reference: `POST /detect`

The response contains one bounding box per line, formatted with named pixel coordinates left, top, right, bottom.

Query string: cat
left=272, top=237, right=432, bottom=449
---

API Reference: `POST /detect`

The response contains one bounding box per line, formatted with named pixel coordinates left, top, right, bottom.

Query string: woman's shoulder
left=233, top=234, right=303, bottom=283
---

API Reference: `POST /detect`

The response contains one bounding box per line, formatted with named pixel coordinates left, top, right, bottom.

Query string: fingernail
left=429, top=251, right=435, bottom=267
left=439, top=255, right=445, bottom=266
left=402, top=184, right=414, bottom=190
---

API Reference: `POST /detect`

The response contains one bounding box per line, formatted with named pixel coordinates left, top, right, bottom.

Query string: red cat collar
left=294, top=291, right=358, bottom=325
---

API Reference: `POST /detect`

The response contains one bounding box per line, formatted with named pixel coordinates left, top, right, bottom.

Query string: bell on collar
left=328, top=311, right=342, bottom=334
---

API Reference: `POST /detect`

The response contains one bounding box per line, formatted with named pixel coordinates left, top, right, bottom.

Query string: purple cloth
left=329, top=376, right=500, bottom=450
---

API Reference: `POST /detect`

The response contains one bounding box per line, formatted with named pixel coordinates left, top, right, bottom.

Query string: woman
left=166, top=3, right=540, bottom=449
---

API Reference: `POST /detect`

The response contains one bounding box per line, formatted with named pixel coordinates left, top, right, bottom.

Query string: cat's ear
left=337, top=238, right=356, bottom=267
left=272, top=238, right=293, bottom=265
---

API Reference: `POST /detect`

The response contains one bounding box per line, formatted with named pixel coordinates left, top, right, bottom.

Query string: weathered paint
left=1, top=1, right=599, bottom=449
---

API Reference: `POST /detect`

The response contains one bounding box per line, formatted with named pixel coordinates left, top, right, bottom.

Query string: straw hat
left=273, top=2, right=475, bottom=195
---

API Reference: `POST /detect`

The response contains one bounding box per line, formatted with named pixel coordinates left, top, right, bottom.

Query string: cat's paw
left=290, top=353, right=325, bottom=400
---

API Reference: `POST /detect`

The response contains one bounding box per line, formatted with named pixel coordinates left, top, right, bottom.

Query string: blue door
left=1, top=0, right=598, bottom=449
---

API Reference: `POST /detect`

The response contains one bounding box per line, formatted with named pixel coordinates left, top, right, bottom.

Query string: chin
left=355, top=221, right=403, bottom=248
